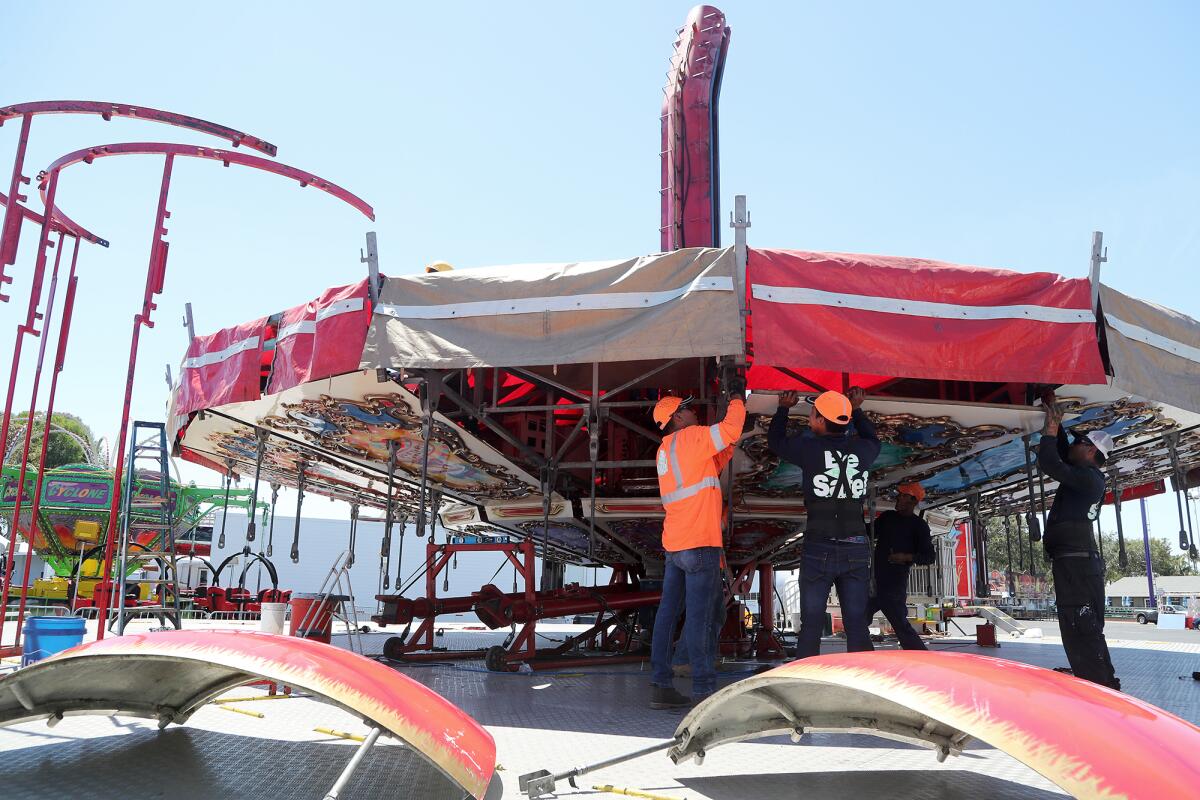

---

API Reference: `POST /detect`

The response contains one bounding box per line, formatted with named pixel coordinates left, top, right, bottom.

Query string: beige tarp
left=1100, top=284, right=1200, bottom=414
left=362, top=247, right=743, bottom=369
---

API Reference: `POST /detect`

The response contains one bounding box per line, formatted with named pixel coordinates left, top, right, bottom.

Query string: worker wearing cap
left=648, top=381, right=746, bottom=709
left=1039, top=390, right=1120, bottom=690
left=868, top=483, right=934, bottom=651
left=769, top=387, right=881, bottom=657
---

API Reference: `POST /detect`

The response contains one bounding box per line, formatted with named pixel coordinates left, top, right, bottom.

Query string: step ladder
left=111, top=421, right=183, bottom=635
left=296, top=550, right=363, bottom=654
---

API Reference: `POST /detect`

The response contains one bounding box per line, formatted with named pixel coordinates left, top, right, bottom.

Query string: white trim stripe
left=1105, top=314, right=1200, bottom=364
left=668, top=437, right=684, bottom=488
left=374, top=276, right=734, bottom=320
left=316, top=296, right=365, bottom=321
left=276, top=320, right=316, bottom=341
left=661, top=476, right=722, bottom=505
left=709, top=424, right=725, bottom=453
left=276, top=297, right=366, bottom=342
left=751, top=284, right=1093, bottom=324
left=183, top=336, right=260, bottom=369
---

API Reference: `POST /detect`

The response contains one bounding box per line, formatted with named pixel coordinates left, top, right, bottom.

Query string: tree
left=1095, top=533, right=1195, bottom=585
left=3, top=411, right=101, bottom=470
left=981, top=515, right=1195, bottom=597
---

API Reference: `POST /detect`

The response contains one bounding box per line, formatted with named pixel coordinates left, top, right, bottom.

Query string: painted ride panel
left=673, top=651, right=1200, bottom=799
left=0, top=630, right=498, bottom=799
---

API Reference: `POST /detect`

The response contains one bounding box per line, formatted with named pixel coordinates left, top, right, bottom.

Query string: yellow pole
left=592, top=785, right=687, bottom=800
left=314, top=726, right=367, bottom=742
left=218, top=705, right=264, bottom=719
left=213, top=694, right=294, bottom=704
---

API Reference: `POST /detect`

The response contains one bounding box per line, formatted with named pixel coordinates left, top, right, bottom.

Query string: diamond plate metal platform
left=1, top=621, right=1197, bottom=799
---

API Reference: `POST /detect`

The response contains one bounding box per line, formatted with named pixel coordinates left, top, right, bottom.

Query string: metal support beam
left=1114, top=494, right=1129, bottom=570
left=1140, top=497, right=1155, bottom=603
left=361, top=231, right=380, bottom=305
left=730, top=194, right=750, bottom=360
left=322, top=725, right=383, bottom=800
left=182, top=302, right=195, bottom=342
left=437, top=380, right=546, bottom=467
left=1088, top=231, right=1107, bottom=316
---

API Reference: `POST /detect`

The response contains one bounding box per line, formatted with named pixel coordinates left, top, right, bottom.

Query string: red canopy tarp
left=747, top=249, right=1106, bottom=385
left=176, top=317, right=266, bottom=415
left=266, top=279, right=370, bottom=395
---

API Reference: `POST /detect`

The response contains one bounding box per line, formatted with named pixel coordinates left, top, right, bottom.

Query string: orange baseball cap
left=897, top=482, right=926, bottom=502
left=813, top=391, right=852, bottom=424
left=653, top=395, right=692, bottom=429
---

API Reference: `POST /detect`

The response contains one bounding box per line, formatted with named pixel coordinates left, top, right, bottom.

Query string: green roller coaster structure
left=0, top=463, right=268, bottom=578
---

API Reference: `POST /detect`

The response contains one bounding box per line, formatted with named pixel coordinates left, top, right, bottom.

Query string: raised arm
left=847, top=387, right=882, bottom=465
left=1036, top=393, right=1095, bottom=490
left=767, top=392, right=807, bottom=465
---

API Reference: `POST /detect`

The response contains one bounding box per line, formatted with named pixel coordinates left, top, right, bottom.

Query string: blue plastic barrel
left=21, top=616, right=86, bottom=667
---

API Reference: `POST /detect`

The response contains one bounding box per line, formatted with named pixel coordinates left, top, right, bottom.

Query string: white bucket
left=259, top=602, right=287, bottom=635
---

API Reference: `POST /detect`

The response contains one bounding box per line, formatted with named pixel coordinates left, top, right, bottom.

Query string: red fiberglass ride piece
left=660, top=5, right=730, bottom=251
left=671, top=651, right=1200, bottom=799
left=0, top=630, right=499, bottom=799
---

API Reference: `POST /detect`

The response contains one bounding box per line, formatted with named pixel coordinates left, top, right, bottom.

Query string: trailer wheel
left=382, top=636, right=406, bottom=661
left=485, top=645, right=518, bottom=673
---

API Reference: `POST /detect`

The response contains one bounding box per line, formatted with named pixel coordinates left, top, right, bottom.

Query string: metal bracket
left=361, top=231, right=381, bottom=305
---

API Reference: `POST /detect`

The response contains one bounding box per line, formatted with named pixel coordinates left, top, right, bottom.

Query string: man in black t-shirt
left=1039, top=390, right=1119, bottom=691
left=769, top=387, right=881, bottom=657
left=869, top=482, right=934, bottom=650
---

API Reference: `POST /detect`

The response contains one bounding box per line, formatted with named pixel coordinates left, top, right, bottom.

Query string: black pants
left=1052, top=554, right=1120, bottom=690
left=868, top=568, right=927, bottom=651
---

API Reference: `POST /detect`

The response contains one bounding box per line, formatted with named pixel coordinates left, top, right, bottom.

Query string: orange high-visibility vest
left=657, top=398, right=746, bottom=552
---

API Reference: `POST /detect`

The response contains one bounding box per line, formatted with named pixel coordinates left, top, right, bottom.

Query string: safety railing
left=3, top=604, right=69, bottom=621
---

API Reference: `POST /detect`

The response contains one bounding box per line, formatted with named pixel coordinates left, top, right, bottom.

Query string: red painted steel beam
left=8, top=238, right=81, bottom=645
left=0, top=101, right=277, bottom=155
left=0, top=231, right=67, bottom=647
left=40, top=143, right=374, bottom=221
left=476, top=585, right=657, bottom=628
left=31, top=142, right=372, bottom=639
left=1, top=99, right=268, bottom=290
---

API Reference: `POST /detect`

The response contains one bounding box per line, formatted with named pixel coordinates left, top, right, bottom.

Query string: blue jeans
left=672, top=580, right=725, bottom=666
left=868, top=567, right=927, bottom=651
left=799, top=538, right=874, bottom=657
left=651, top=546, right=722, bottom=696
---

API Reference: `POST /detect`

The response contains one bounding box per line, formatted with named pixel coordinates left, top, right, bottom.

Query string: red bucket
left=288, top=593, right=343, bottom=644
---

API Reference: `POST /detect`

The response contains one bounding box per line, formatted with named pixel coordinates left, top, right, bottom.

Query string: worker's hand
left=726, top=374, right=747, bottom=396
left=848, top=386, right=866, bottom=409
left=778, top=391, right=800, bottom=409
left=888, top=552, right=915, bottom=564
left=1042, top=393, right=1062, bottom=436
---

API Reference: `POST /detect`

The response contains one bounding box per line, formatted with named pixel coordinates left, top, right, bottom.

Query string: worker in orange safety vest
left=648, top=378, right=746, bottom=709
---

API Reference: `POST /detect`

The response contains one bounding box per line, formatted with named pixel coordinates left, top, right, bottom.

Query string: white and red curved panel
left=0, top=630, right=498, bottom=799
left=674, top=651, right=1200, bottom=799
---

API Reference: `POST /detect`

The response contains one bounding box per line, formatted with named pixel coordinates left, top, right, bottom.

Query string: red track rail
left=41, top=143, right=374, bottom=221
left=0, top=101, right=277, bottom=155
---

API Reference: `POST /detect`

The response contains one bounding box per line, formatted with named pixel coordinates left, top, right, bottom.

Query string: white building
left=1105, top=575, right=1200, bottom=609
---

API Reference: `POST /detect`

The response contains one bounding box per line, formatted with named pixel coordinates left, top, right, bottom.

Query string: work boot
left=650, top=685, right=691, bottom=709
left=672, top=663, right=691, bottom=677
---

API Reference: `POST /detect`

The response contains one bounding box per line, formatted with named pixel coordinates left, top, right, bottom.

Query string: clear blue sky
left=2, top=2, right=1197, bottom=550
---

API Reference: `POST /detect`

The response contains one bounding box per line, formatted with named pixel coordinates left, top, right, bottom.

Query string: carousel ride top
left=163, top=244, right=1200, bottom=573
